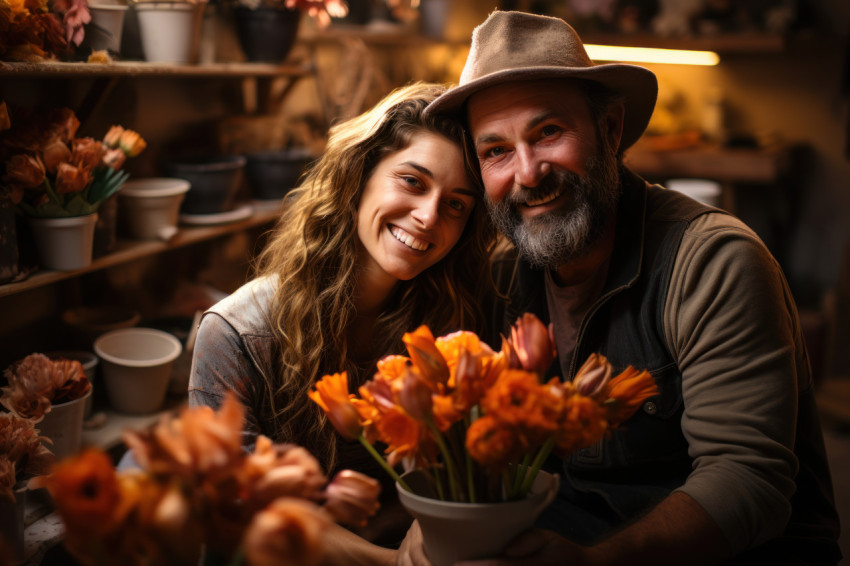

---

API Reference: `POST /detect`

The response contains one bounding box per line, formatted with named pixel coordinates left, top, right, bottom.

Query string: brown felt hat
left=426, top=10, right=658, bottom=151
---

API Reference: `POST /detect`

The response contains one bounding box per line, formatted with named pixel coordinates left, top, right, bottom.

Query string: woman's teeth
left=391, top=226, right=429, bottom=251
left=525, top=186, right=564, bottom=207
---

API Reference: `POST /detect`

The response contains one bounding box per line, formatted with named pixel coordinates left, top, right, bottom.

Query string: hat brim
left=425, top=63, right=658, bottom=152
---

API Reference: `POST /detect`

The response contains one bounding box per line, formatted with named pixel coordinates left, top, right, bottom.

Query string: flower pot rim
left=396, top=469, right=560, bottom=510
left=49, top=387, right=93, bottom=409
left=89, top=4, right=128, bottom=11
left=94, top=327, right=182, bottom=367
left=120, top=177, right=191, bottom=198
left=27, top=213, right=99, bottom=225
left=134, top=2, right=201, bottom=11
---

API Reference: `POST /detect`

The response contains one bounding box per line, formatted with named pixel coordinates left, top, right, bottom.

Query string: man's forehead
left=466, top=80, right=587, bottom=135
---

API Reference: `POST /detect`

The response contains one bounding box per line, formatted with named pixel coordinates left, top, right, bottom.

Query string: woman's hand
left=395, top=521, right=433, bottom=566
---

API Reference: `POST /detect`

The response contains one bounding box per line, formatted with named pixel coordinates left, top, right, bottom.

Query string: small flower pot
left=244, top=149, right=313, bottom=202
left=135, top=2, right=204, bottom=64
left=38, top=389, right=92, bottom=460
left=118, top=177, right=190, bottom=240
left=168, top=155, right=247, bottom=215
left=86, top=4, right=129, bottom=55
left=234, top=6, right=301, bottom=63
left=28, top=213, right=98, bottom=271
left=396, top=470, right=559, bottom=566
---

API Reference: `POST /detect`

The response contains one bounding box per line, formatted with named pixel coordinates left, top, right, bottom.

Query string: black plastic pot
left=244, top=149, right=313, bottom=201
left=167, top=155, right=246, bottom=215
left=234, top=6, right=301, bottom=63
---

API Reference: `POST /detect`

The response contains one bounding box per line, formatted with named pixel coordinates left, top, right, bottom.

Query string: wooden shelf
left=0, top=60, right=314, bottom=78
left=0, top=206, right=281, bottom=299
left=624, top=144, right=790, bottom=184
left=580, top=32, right=785, bottom=53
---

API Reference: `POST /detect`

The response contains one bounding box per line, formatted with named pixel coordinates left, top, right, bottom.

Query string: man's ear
left=603, top=103, right=625, bottom=153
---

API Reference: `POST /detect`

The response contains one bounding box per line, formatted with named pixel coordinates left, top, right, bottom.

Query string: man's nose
left=514, top=146, right=550, bottom=188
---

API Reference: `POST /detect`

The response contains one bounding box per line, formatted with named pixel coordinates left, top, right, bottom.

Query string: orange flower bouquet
left=0, top=104, right=146, bottom=218
left=309, top=312, right=659, bottom=505
left=32, top=393, right=382, bottom=566
left=1, top=352, right=91, bottom=422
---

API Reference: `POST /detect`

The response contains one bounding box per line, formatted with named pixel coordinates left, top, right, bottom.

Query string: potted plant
left=309, top=313, right=660, bottom=565
left=0, top=105, right=146, bottom=270
left=230, top=0, right=349, bottom=62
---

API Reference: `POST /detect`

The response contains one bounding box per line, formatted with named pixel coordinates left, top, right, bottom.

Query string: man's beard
left=486, top=147, right=621, bottom=269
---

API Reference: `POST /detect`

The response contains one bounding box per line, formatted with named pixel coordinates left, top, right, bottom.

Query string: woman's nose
left=411, top=192, right=440, bottom=228
left=514, top=146, right=550, bottom=188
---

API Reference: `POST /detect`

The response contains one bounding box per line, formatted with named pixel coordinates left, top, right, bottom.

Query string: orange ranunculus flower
left=3, top=153, right=45, bottom=188
left=1, top=352, right=89, bottom=421
left=70, top=137, right=106, bottom=171
left=603, top=366, right=658, bottom=426
left=509, top=313, right=556, bottom=376
left=553, top=395, right=608, bottom=455
left=41, top=138, right=71, bottom=174
left=403, top=325, right=450, bottom=386
left=375, top=355, right=410, bottom=382
left=308, top=372, right=363, bottom=441
left=242, top=498, right=331, bottom=566
left=324, top=469, right=381, bottom=527
left=430, top=392, right=463, bottom=432
left=573, top=353, right=612, bottom=399
left=39, top=448, right=123, bottom=535
left=0, top=414, right=54, bottom=499
left=123, top=392, right=245, bottom=480
left=374, top=406, right=423, bottom=468
left=50, top=358, right=91, bottom=404
left=54, top=161, right=91, bottom=194
left=466, top=415, right=522, bottom=470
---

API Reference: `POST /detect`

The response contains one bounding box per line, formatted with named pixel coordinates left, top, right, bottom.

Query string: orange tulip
left=324, top=469, right=381, bottom=527
left=573, top=353, right=612, bottom=398
left=398, top=364, right=433, bottom=421
left=509, top=313, right=556, bottom=375
left=41, top=138, right=71, bottom=174
left=242, top=499, right=330, bottom=566
left=3, top=153, right=45, bottom=188
left=308, top=372, right=363, bottom=440
left=403, top=325, right=450, bottom=386
left=54, top=162, right=91, bottom=194
left=603, top=367, right=659, bottom=426
left=554, top=395, right=608, bottom=455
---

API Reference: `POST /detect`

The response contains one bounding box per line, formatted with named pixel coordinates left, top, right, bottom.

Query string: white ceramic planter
left=38, top=389, right=92, bottom=460
left=28, top=213, right=98, bottom=271
left=135, top=2, right=204, bottom=64
left=119, top=177, right=190, bottom=240
left=94, top=327, right=182, bottom=414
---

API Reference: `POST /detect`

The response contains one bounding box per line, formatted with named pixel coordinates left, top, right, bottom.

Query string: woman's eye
left=402, top=176, right=422, bottom=189
left=446, top=199, right=465, bottom=212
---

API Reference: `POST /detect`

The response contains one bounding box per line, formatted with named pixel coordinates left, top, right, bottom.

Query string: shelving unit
left=0, top=206, right=281, bottom=299
left=0, top=60, right=314, bottom=78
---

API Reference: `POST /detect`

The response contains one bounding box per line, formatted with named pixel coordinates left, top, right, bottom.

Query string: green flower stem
left=425, top=416, right=461, bottom=502
left=42, top=177, right=61, bottom=208
left=465, top=449, right=477, bottom=503
left=510, top=452, right=532, bottom=499
left=519, top=435, right=555, bottom=496
left=357, top=435, right=412, bottom=492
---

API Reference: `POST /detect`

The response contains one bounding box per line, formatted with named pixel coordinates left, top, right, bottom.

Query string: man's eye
left=483, top=146, right=505, bottom=159
left=541, top=125, right=560, bottom=137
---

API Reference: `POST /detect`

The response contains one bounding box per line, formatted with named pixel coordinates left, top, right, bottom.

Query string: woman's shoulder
left=206, top=275, right=278, bottom=338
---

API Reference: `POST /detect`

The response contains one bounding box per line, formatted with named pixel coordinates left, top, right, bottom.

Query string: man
left=411, top=10, right=841, bottom=565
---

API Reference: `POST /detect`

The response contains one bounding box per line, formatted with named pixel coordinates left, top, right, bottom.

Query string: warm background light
left=586, top=44, right=720, bottom=66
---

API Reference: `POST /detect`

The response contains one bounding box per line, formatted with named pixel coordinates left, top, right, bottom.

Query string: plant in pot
left=0, top=105, right=146, bottom=270
left=309, top=313, right=660, bottom=565
left=229, top=0, right=349, bottom=62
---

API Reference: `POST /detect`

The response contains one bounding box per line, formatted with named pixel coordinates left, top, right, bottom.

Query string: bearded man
left=401, top=10, right=841, bottom=566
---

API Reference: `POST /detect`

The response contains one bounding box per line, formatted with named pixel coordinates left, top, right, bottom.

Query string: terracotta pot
left=396, top=469, right=559, bottom=566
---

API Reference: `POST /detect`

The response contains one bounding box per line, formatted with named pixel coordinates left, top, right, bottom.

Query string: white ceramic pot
left=135, top=2, right=204, bottom=64
left=119, top=178, right=190, bottom=240
left=397, top=470, right=559, bottom=566
left=94, top=327, right=182, bottom=414
left=28, top=213, right=98, bottom=271
left=38, top=389, right=92, bottom=460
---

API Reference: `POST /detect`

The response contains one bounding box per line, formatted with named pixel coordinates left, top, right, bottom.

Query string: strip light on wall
left=585, top=44, right=720, bottom=66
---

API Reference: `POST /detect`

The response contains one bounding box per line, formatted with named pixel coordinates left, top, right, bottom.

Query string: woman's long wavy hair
left=253, top=82, right=496, bottom=471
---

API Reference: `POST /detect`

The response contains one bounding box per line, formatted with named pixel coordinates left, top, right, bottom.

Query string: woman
left=188, top=82, right=496, bottom=555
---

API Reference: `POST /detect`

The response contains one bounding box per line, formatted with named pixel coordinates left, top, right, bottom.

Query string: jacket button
left=643, top=401, right=658, bottom=415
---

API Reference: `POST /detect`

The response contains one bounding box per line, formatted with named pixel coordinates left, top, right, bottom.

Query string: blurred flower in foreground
left=33, top=393, right=380, bottom=566
left=310, top=313, right=659, bottom=503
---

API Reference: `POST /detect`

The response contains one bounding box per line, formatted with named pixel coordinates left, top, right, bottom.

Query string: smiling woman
left=187, top=82, right=496, bottom=562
